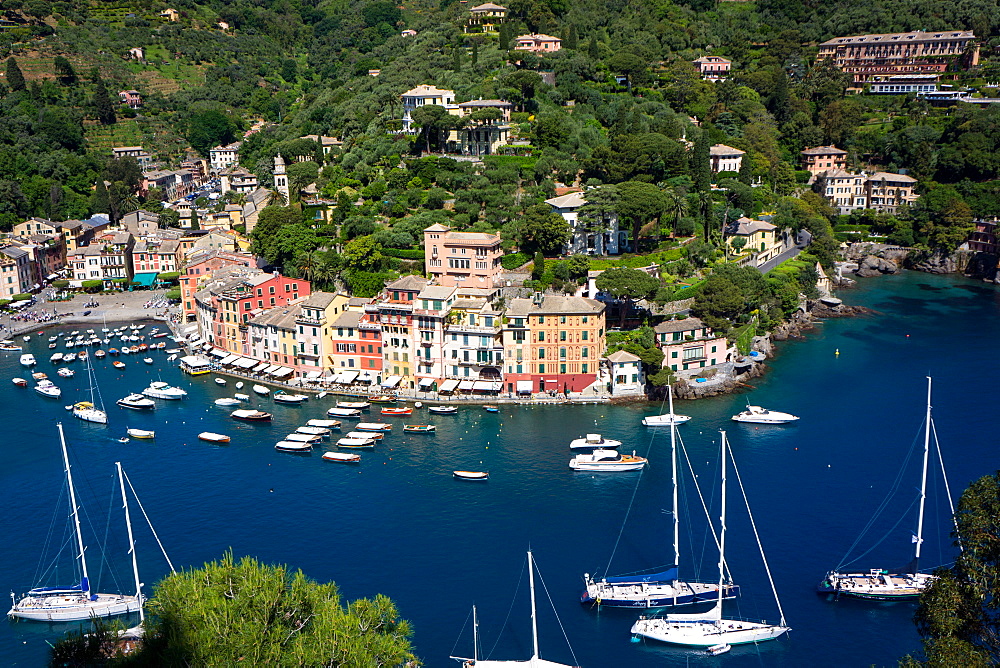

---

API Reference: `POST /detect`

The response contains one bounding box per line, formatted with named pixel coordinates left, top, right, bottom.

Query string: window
left=582, top=363, right=588, bottom=374
left=269, top=286, right=275, bottom=294
left=538, top=363, right=545, bottom=373
left=582, top=347, right=588, bottom=358
left=538, top=316, right=544, bottom=324
left=671, top=351, right=678, bottom=358
left=559, top=347, right=566, bottom=358
left=560, top=316, right=566, bottom=324
left=560, top=331, right=566, bottom=341
left=538, top=331, right=545, bottom=342
left=538, top=348, right=545, bottom=359
left=560, top=363, right=567, bottom=374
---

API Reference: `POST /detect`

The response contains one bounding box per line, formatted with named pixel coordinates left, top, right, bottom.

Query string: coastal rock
left=808, top=301, right=874, bottom=318
left=751, top=335, right=773, bottom=356
left=671, top=363, right=767, bottom=400
left=906, top=249, right=960, bottom=274
left=855, top=255, right=898, bottom=278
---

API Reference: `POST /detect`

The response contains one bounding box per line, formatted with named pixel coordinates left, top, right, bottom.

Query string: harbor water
left=1, top=270, right=997, bottom=666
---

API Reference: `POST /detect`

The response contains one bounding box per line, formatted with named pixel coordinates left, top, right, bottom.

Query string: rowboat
left=252, top=384, right=270, bottom=396
left=296, top=426, right=331, bottom=437
left=336, top=437, right=376, bottom=448
left=231, top=409, right=272, bottom=421
left=112, top=361, right=126, bottom=369
left=215, top=378, right=227, bottom=386
left=327, top=407, right=361, bottom=418
left=336, top=401, right=370, bottom=410
left=198, top=432, right=230, bottom=444
left=381, top=407, right=412, bottom=415
left=355, top=422, right=391, bottom=432
left=284, top=433, right=322, bottom=444
left=322, top=452, right=361, bottom=464
left=369, top=395, right=397, bottom=404
left=483, top=405, right=499, bottom=412
left=275, top=441, right=312, bottom=453
left=403, top=425, right=435, bottom=433
left=428, top=406, right=458, bottom=415
left=12, top=378, right=27, bottom=387
left=308, top=419, right=341, bottom=429
left=126, top=429, right=155, bottom=439
left=453, top=471, right=489, bottom=481
left=346, top=430, right=383, bottom=441
left=273, top=392, right=308, bottom=404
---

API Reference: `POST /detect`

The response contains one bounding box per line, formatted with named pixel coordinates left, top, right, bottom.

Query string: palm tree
left=312, top=259, right=337, bottom=290
left=297, top=250, right=321, bottom=284
left=265, top=188, right=286, bottom=207
left=666, top=188, right=689, bottom=238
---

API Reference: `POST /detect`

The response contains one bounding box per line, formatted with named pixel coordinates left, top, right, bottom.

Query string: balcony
left=446, top=323, right=499, bottom=335
left=359, top=321, right=381, bottom=331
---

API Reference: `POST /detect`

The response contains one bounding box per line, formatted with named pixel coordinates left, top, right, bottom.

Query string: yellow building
left=725, top=217, right=784, bottom=268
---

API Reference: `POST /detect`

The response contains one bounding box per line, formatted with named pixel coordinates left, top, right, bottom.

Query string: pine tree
left=190, top=209, right=200, bottom=230
left=472, top=42, right=479, bottom=66
left=567, top=25, right=579, bottom=50
left=452, top=48, right=461, bottom=72
left=6, top=57, right=25, bottom=92
left=92, top=179, right=110, bottom=216
left=53, top=56, right=76, bottom=85
left=499, top=23, right=510, bottom=50
left=587, top=36, right=599, bottom=60
left=93, top=77, right=116, bottom=125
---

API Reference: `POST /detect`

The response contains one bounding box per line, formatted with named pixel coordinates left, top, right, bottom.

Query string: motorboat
left=0, top=341, right=22, bottom=351
left=20, top=354, right=37, bottom=367
left=570, top=433, right=622, bottom=450
left=275, top=441, right=311, bottom=453
left=94, top=350, right=106, bottom=359
left=32, top=372, right=47, bottom=381
left=308, top=419, right=341, bottom=429
left=62, top=352, right=77, bottom=362
left=198, top=432, right=230, bottom=444
left=428, top=405, right=457, bottom=415
left=231, top=409, right=272, bottom=421
left=57, top=368, right=75, bottom=378
left=50, top=352, right=63, bottom=363
left=234, top=393, right=250, bottom=401
left=369, top=395, right=397, bottom=404
left=117, top=394, right=156, bottom=410
left=12, top=377, right=28, bottom=387
left=77, top=350, right=89, bottom=360
left=142, top=381, right=187, bottom=400
left=112, top=361, right=126, bottom=369
left=48, top=343, right=57, bottom=349
left=336, top=437, right=376, bottom=448
left=642, top=413, right=692, bottom=427
left=215, top=398, right=242, bottom=406
left=403, top=425, right=435, bottom=433
left=35, top=380, right=62, bottom=398
left=336, top=401, right=370, bottom=410
left=273, top=392, right=308, bottom=404
left=126, top=429, right=155, bottom=439
left=355, top=422, right=391, bottom=432
left=252, top=384, right=270, bottom=396
left=327, top=407, right=361, bottom=418
left=731, top=404, right=799, bottom=424
left=453, top=470, right=489, bottom=481
left=143, top=358, right=153, bottom=365
left=22, top=335, right=30, bottom=342
left=380, top=407, right=412, bottom=415
left=235, top=382, right=244, bottom=389
left=346, top=431, right=383, bottom=441
left=72, top=401, right=107, bottom=425
left=569, top=449, right=647, bottom=472
left=483, top=405, right=499, bottom=412
left=215, top=378, right=227, bottom=386
left=108, top=348, right=119, bottom=356
left=284, top=433, right=322, bottom=444
left=322, top=452, right=361, bottom=464
left=296, top=426, right=331, bottom=438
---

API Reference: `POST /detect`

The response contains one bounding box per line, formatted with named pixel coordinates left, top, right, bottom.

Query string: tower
left=273, top=154, right=290, bottom=204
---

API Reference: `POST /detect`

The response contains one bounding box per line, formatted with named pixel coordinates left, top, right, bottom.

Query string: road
left=756, top=230, right=811, bottom=274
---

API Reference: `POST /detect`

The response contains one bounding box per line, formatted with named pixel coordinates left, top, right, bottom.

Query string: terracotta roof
left=385, top=275, right=429, bottom=292
left=710, top=144, right=745, bottom=156
left=801, top=145, right=847, bottom=155
left=820, top=30, right=974, bottom=48
left=505, top=295, right=604, bottom=316
left=653, top=317, right=707, bottom=334
left=606, top=350, right=641, bottom=363
left=867, top=171, right=917, bottom=183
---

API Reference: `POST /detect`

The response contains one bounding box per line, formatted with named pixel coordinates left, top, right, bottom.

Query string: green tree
left=531, top=251, right=546, bottom=280
left=6, top=57, right=25, bottom=92
left=53, top=56, right=76, bottom=85
left=616, top=181, right=667, bottom=251
left=411, top=104, right=447, bottom=153
left=587, top=36, right=599, bottom=60
left=566, top=24, right=579, bottom=49
left=518, top=203, right=571, bottom=255
left=691, top=275, right=744, bottom=332
left=190, top=209, right=200, bottom=231
left=901, top=472, right=1000, bottom=668
left=93, top=77, right=116, bottom=125
left=286, top=161, right=320, bottom=203
left=187, top=110, right=237, bottom=156
left=53, top=552, right=416, bottom=666
left=595, top=267, right=659, bottom=326
left=251, top=206, right=301, bottom=264
left=341, top=235, right=385, bottom=272
left=692, top=133, right=712, bottom=194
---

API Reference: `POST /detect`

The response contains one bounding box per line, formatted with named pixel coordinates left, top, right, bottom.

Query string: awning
left=201, top=342, right=213, bottom=351
left=179, top=355, right=210, bottom=368
left=262, top=364, right=279, bottom=374
left=458, top=380, right=475, bottom=391
left=357, top=371, right=374, bottom=383
left=516, top=380, right=533, bottom=393
left=338, top=370, right=359, bottom=384
left=132, top=271, right=159, bottom=287
left=439, top=379, right=460, bottom=393
left=210, top=348, right=227, bottom=358
left=46, top=273, right=58, bottom=280
left=473, top=380, right=502, bottom=392
left=188, top=335, right=202, bottom=344
left=381, top=375, right=402, bottom=388
left=418, top=377, right=436, bottom=388
left=220, top=353, right=240, bottom=365
left=270, top=366, right=294, bottom=377
left=181, top=324, right=197, bottom=334
left=304, top=371, right=323, bottom=380
left=252, top=362, right=270, bottom=372
left=235, top=357, right=257, bottom=369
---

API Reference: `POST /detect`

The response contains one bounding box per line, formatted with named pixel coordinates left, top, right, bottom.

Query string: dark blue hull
left=581, top=584, right=740, bottom=608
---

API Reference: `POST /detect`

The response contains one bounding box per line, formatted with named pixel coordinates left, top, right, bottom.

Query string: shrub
left=382, top=248, right=424, bottom=260
left=164, top=287, right=182, bottom=300
left=11, top=293, right=32, bottom=301
left=500, top=252, right=530, bottom=270
left=52, top=280, right=70, bottom=289
left=0, top=299, right=10, bottom=308
left=81, top=280, right=103, bottom=292
left=156, top=272, right=181, bottom=284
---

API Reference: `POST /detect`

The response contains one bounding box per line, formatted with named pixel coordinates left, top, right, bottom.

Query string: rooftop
left=385, top=275, right=430, bottom=292
left=545, top=191, right=587, bottom=208
left=710, top=144, right=745, bottom=156
left=820, top=29, right=974, bottom=47
left=728, top=217, right=777, bottom=235
left=606, top=350, right=641, bottom=363
left=653, top=317, right=707, bottom=334
left=801, top=145, right=848, bottom=156
left=506, top=295, right=604, bottom=316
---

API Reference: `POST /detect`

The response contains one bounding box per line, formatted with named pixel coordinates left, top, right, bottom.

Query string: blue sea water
left=1, top=270, right=998, bottom=667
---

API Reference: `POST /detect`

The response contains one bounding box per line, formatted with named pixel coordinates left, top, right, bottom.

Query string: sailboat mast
left=59, top=423, right=90, bottom=597
left=669, top=387, right=680, bottom=571
left=717, top=431, right=727, bottom=613
left=117, top=462, right=143, bottom=622
left=472, top=604, right=479, bottom=662
left=914, top=376, right=933, bottom=567
left=528, top=551, right=539, bottom=660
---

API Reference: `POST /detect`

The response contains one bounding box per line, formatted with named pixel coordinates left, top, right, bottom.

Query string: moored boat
left=380, top=407, right=412, bottom=415
left=142, top=381, right=187, bottom=400
left=273, top=392, right=308, bottom=404
left=20, top=353, right=37, bottom=367
left=308, top=419, right=341, bottom=429
left=336, top=437, right=376, bottom=448
left=72, top=401, right=107, bottom=425
left=428, top=405, right=458, bottom=415
left=369, top=395, right=397, bottom=404
left=483, top=405, right=499, bottom=412
left=252, top=384, right=270, bottom=396
left=0, top=341, right=23, bottom=352
left=214, top=398, right=241, bottom=406
left=346, top=430, right=383, bottom=441
left=355, top=422, right=391, bottom=432
left=231, top=409, right=272, bottom=421
left=403, top=424, right=435, bottom=433
left=731, top=404, right=799, bottom=424
left=126, top=428, right=155, bottom=439
left=296, top=426, right=331, bottom=437
left=569, top=449, right=647, bottom=472
left=50, top=352, right=63, bottom=363
left=12, top=377, right=28, bottom=387
left=198, top=432, right=230, bottom=444
left=35, top=380, right=62, bottom=398
left=57, top=368, right=75, bottom=378
left=94, top=350, right=106, bottom=359
left=570, top=433, right=622, bottom=450
left=215, top=378, right=227, bottom=386
left=327, top=407, right=361, bottom=418
left=642, top=413, right=692, bottom=427
left=284, top=433, right=322, bottom=443
left=322, top=452, right=361, bottom=463
left=453, top=470, right=489, bottom=481
left=116, top=394, right=156, bottom=410
left=234, top=393, right=250, bottom=401
left=336, top=401, right=371, bottom=410
left=275, top=441, right=312, bottom=453
left=112, top=361, right=126, bottom=369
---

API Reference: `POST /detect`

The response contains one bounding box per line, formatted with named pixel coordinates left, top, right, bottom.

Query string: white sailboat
left=73, top=353, right=107, bottom=425
left=630, top=431, right=790, bottom=647
left=818, top=376, right=952, bottom=600
left=7, top=425, right=141, bottom=621
left=583, top=388, right=739, bottom=608
left=451, top=551, right=578, bottom=667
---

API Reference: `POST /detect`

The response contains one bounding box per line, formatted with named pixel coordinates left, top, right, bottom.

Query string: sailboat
left=582, top=388, right=738, bottom=608
left=630, top=431, right=790, bottom=647
left=817, top=376, right=951, bottom=600
left=7, top=425, right=140, bottom=621
left=451, top=551, right=579, bottom=667
left=72, top=352, right=107, bottom=425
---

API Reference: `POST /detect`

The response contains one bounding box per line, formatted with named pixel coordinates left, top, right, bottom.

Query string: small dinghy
left=234, top=393, right=250, bottom=401
left=346, top=430, right=383, bottom=441
left=275, top=441, right=311, bottom=453
left=235, top=382, right=244, bottom=389
left=143, top=358, right=153, bottom=364
left=215, top=378, right=227, bottom=385
left=308, top=419, right=341, bottom=429
left=428, top=405, right=458, bottom=415
left=252, top=384, right=269, bottom=396
left=273, top=392, right=308, bottom=404
left=336, top=437, right=376, bottom=449
left=231, top=409, right=272, bottom=421
left=12, top=377, right=28, bottom=387
left=113, top=361, right=126, bottom=369
left=403, top=424, right=435, bottom=433
left=323, top=452, right=361, bottom=464
left=126, top=429, right=155, bottom=439
left=215, top=398, right=241, bottom=406
left=198, top=432, right=230, bottom=444
left=453, top=471, right=489, bottom=481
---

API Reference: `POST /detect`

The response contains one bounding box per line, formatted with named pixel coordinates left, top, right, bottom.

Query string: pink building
left=118, top=90, right=142, bottom=109
left=514, top=33, right=561, bottom=53
left=693, top=56, right=731, bottom=81
left=423, top=224, right=503, bottom=288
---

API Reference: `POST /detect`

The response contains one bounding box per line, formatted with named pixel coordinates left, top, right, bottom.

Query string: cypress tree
left=499, top=23, right=510, bottom=50
left=93, top=77, right=116, bottom=125
left=692, top=133, right=711, bottom=194
left=472, top=42, right=479, bottom=66
left=53, top=56, right=76, bottom=85
left=566, top=25, right=579, bottom=49
left=92, top=179, right=110, bottom=216
left=738, top=154, right=753, bottom=185
left=6, top=57, right=25, bottom=92
left=587, top=36, right=599, bottom=60
left=531, top=251, right=545, bottom=280
left=452, top=48, right=461, bottom=72
left=190, top=209, right=200, bottom=230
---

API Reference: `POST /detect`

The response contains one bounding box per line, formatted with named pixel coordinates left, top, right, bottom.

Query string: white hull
left=642, top=414, right=691, bottom=426
left=73, top=408, right=108, bottom=424
left=731, top=406, right=798, bottom=424
left=631, top=617, right=789, bottom=647
left=8, top=593, right=141, bottom=622
left=570, top=461, right=645, bottom=472
left=143, top=389, right=186, bottom=399
left=569, top=434, right=622, bottom=449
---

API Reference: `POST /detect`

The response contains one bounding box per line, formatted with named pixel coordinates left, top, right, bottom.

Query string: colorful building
left=423, top=224, right=503, bottom=288
left=653, top=317, right=733, bottom=372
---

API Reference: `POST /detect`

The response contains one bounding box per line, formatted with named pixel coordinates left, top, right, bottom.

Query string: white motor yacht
left=117, top=394, right=156, bottom=410
left=50, top=352, right=63, bottom=363
left=731, top=405, right=799, bottom=424
left=569, top=449, right=647, bottom=472
left=570, top=433, right=622, bottom=449
left=642, top=413, right=691, bottom=427
left=20, top=353, right=37, bottom=367
left=35, top=380, right=62, bottom=398
left=142, top=381, right=187, bottom=400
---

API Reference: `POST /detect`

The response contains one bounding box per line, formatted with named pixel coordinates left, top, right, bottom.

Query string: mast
left=59, top=423, right=91, bottom=599
left=472, top=605, right=479, bottom=662
left=117, top=462, right=143, bottom=622
left=914, top=376, right=932, bottom=570
left=716, top=431, right=727, bottom=619
left=528, top=551, right=539, bottom=660
left=669, top=386, right=680, bottom=573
